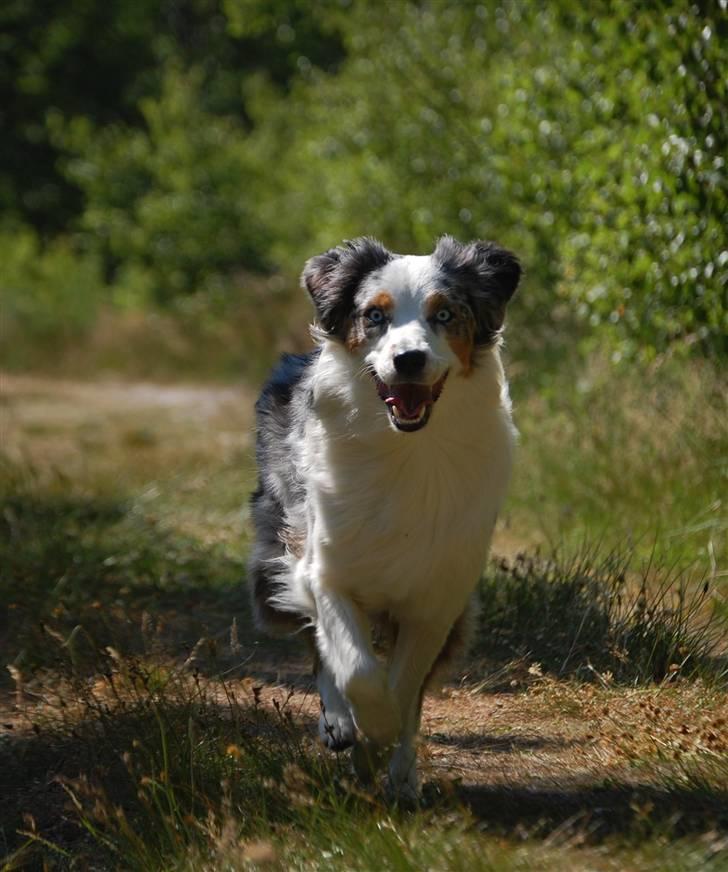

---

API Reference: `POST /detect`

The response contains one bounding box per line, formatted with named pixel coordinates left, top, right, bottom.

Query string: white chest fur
left=296, top=345, right=515, bottom=623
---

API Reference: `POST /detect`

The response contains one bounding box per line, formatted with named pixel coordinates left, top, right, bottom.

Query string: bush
left=54, top=66, right=273, bottom=304
left=246, top=2, right=726, bottom=360
left=0, top=227, right=105, bottom=368
left=2, top=1, right=726, bottom=366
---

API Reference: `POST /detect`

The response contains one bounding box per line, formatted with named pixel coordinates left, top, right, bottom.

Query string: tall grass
left=476, top=549, right=726, bottom=686
left=506, top=354, right=728, bottom=580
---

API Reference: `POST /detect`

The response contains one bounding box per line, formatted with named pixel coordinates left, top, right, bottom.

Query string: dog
left=248, top=235, right=520, bottom=799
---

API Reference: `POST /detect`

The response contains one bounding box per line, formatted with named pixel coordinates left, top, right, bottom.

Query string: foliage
left=54, top=66, right=273, bottom=303
left=0, top=227, right=104, bottom=368
left=1, top=1, right=725, bottom=365
left=246, top=1, right=727, bottom=358
left=553, top=4, right=728, bottom=360
left=0, top=0, right=342, bottom=235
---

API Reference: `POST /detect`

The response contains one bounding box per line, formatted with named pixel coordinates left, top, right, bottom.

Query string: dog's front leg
left=314, top=589, right=401, bottom=747
left=386, top=619, right=454, bottom=801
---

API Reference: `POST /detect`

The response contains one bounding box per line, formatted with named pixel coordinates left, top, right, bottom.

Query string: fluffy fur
left=249, top=236, right=521, bottom=799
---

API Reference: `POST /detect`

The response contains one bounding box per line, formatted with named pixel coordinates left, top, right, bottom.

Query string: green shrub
left=240, top=2, right=727, bottom=360
left=54, top=66, right=273, bottom=304
left=0, top=227, right=105, bottom=367
left=3, top=1, right=726, bottom=366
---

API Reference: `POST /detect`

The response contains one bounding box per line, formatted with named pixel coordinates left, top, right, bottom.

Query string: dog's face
left=302, top=236, right=521, bottom=433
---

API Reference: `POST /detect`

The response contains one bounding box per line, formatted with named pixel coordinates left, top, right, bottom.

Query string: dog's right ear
left=302, top=237, right=393, bottom=339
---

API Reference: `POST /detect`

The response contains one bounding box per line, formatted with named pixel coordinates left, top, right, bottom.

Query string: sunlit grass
left=1, top=362, right=727, bottom=870
left=3, top=647, right=726, bottom=871
left=505, top=355, right=728, bottom=587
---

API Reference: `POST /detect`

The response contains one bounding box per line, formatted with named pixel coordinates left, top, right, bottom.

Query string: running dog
left=249, top=236, right=520, bottom=799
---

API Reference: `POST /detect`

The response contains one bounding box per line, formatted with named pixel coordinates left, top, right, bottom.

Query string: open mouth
left=372, top=372, right=448, bottom=432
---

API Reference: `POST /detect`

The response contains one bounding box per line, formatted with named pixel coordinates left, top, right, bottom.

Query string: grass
left=505, top=354, right=728, bottom=582
left=1, top=362, right=727, bottom=870
left=3, top=645, right=727, bottom=870
left=0, top=484, right=249, bottom=679
left=476, top=549, right=725, bottom=685
left=3, top=650, right=727, bottom=869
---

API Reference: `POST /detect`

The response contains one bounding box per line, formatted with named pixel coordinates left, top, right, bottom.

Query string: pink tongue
left=385, top=383, right=432, bottom=418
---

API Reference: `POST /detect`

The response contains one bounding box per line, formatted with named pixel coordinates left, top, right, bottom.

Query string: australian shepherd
left=249, top=236, right=521, bottom=800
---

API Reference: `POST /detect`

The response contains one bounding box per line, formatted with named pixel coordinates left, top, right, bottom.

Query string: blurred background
left=1, top=0, right=726, bottom=573
left=2, top=0, right=726, bottom=375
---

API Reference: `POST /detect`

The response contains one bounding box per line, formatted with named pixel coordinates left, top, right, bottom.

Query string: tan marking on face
left=346, top=291, right=394, bottom=352
left=425, top=292, right=450, bottom=321
left=369, top=291, right=394, bottom=313
left=427, top=292, right=475, bottom=375
left=447, top=328, right=475, bottom=375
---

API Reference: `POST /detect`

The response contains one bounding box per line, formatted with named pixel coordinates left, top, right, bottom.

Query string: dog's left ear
left=434, top=236, right=521, bottom=344
left=301, top=237, right=393, bottom=339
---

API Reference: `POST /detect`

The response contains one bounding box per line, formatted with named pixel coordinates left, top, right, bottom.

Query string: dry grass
left=1, top=368, right=727, bottom=870
left=2, top=647, right=726, bottom=870
left=476, top=550, right=726, bottom=685
left=506, top=354, right=728, bottom=580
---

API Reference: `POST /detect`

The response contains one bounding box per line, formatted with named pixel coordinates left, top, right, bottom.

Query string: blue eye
left=365, top=307, right=385, bottom=324
left=435, top=308, right=453, bottom=324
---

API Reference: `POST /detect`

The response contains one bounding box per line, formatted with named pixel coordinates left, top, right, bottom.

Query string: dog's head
left=302, top=236, right=521, bottom=433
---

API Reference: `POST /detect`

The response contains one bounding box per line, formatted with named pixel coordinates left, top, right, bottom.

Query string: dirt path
left=226, top=653, right=727, bottom=825
left=2, top=373, right=727, bottom=848
left=1, top=372, right=251, bottom=464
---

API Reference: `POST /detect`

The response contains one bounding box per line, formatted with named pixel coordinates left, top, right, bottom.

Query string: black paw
left=319, top=711, right=355, bottom=751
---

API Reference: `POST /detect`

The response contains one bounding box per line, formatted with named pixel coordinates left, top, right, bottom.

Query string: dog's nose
left=393, top=350, right=427, bottom=379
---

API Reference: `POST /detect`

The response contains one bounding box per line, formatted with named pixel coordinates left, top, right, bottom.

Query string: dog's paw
left=387, top=742, right=420, bottom=806
left=345, top=671, right=401, bottom=747
left=318, top=706, right=355, bottom=751
left=351, top=739, right=388, bottom=785
left=387, top=777, right=420, bottom=809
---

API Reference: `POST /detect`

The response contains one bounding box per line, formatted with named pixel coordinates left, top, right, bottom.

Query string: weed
left=476, top=547, right=726, bottom=685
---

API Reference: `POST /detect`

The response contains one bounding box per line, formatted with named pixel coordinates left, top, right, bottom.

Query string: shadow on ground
left=2, top=694, right=727, bottom=864
left=0, top=492, right=303, bottom=687
left=429, top=732, right=583, bottom=753
left=459, top=780, right=728, bottom=841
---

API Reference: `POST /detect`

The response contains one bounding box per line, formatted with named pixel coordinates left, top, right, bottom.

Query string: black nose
left=393, top=350, right=427, bottom=378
